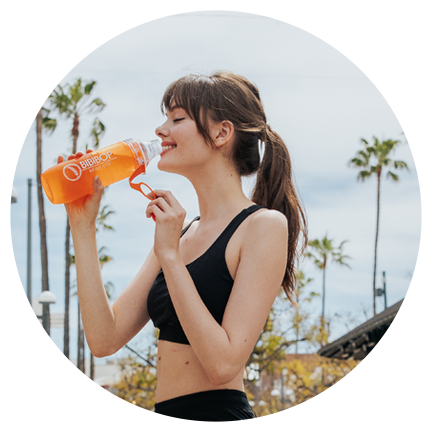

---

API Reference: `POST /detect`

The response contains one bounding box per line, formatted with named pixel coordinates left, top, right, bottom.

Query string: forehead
left=165, top=103, right=188, bottom=116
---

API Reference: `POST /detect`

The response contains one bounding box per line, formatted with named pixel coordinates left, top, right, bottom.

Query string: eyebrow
left=167, top=104, right=181, bottom=112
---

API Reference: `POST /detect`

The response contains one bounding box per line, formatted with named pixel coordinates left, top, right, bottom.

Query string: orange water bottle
left=41, top=138, right=162, bottom=204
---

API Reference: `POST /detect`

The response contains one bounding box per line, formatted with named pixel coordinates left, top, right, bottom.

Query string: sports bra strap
left=180, top=216, right=201, bottom=238
left=217, top=205, right=264, bottom=246
left=180, top=204, right=264, bottom=243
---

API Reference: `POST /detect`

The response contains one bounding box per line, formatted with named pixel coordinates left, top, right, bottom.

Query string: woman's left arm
left=146, top=190, right=288, bottom=385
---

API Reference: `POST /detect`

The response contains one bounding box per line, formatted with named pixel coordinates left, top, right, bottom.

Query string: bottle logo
left=63, top=163, right=82, bottom=181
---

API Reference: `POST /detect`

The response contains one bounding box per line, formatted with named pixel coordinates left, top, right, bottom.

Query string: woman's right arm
left=72, top=222, right=161, bottom=357
left=62, top=150, right=161, bottom=358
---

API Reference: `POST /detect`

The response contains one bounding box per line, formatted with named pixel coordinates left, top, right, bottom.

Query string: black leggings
left=153, top=389, right=257, bottom=421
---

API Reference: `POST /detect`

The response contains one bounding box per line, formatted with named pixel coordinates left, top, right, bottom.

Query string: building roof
left=317, top=299, right=403, bottom=360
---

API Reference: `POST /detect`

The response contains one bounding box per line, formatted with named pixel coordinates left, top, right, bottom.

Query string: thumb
left=90, top=176, right=105, bottom=200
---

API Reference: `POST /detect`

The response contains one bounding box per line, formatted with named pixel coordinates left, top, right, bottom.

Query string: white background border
left=1, top=1, right=430, bottom=430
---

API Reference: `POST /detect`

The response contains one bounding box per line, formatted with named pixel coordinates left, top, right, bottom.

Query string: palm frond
left=394, top=160, right=409, bottom=170
left=84, top=81, right=96, bottom=95
left=386, top=171, right=399, bottom=182
left=349, top=157, right=367, bottom=168
left=70, top=79, right=84, bottom=104
left=357, top=170, right=373, bottom=181
left=90, top=117, right=106, bottom=149
left=42, top=116, right=57, bottom=135
left=91, top=97, right=105, bottom=108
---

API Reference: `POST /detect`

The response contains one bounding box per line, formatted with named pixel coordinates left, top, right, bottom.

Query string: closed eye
left=173, top=118, right=185, bottom=123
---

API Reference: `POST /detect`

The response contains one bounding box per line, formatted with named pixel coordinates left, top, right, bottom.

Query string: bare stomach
left=155, top=340, right=245, bottom=403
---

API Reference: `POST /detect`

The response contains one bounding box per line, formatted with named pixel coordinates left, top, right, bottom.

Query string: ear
left=212, top=120, right=235, bottom=148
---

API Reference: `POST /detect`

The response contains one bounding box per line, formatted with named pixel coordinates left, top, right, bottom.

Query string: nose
left=155, top=120, right=169, bottom=139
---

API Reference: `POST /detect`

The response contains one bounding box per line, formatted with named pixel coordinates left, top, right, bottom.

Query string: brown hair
left=161, top=71, right=307, bottom=305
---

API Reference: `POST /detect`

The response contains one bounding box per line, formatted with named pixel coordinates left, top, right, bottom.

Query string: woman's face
left=155, top=105, right=214, bottom=175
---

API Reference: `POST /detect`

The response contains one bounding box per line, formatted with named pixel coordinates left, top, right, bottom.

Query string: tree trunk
left=80, top=325, right=86, bottom=374
left=77, top=303, right=83, bottom=372
left=373, top=172, right=382, bottom=316
left=36, top=109, right=50, bottom=296
left=66, top=114, right=79, bottom=362
left=321, top=261, right=326, bottom=319
left=90, top=352, right=95, bottom=380
left=64, top=216, right=70, bottom=358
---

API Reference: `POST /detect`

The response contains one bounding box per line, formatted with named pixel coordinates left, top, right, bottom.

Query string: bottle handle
left=129, top=165, right=157, bottom=221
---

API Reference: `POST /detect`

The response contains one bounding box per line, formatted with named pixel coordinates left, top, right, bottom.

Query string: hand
left=145, top=190, right=186, bottom=262
left=57, top=149, right=104, bottom=229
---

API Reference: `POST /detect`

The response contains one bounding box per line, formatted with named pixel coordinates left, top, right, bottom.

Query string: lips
left=161, top=141, right=177, bottom=156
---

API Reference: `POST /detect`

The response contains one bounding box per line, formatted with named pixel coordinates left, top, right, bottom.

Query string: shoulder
left=247, top=208, right=288, bottom=237
left=241, top=208, right=288, bottom=253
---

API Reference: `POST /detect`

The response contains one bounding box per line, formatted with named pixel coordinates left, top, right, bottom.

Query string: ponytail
left=160, top=71, right=308, bottom=305
left=252, top=125, right=308, bottom=306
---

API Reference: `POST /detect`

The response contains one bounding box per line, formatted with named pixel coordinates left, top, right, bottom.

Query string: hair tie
left=259, top=124, right=268, bottom=142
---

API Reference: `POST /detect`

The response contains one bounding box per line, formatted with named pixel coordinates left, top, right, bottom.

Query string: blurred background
left=9, top=11, right=420, bottom=414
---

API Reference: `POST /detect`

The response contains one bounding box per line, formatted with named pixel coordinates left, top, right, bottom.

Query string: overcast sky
left=10, top=11, right=420, bottom=362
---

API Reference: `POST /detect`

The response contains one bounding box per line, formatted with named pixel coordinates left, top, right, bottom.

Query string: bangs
left=160, top=75, right=216, bottom=145
left=160, top=75, right=213, bottom=119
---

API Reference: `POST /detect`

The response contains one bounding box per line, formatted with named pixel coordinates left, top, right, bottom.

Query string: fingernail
left=95, top=176, right=101, bottom=184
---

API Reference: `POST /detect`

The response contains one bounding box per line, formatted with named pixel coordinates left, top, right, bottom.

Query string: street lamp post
left=38, top=291, right=56, bottom=336
left=11, top=186, right=18, bottom=203
left=27, top=179, right=32, bottom=304
left=375, top=271, right=387, bottom=311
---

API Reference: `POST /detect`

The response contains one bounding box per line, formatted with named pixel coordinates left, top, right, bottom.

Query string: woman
left=60, top=72, right=307, bottom=421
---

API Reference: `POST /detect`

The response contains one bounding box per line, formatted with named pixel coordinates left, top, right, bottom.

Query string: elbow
left=207, top=364, right=239, bottom=386
left=91, top=348, right=109, bottom=359
left=88, top=341, right=118, bottom=359
left=89, top=345, right=109, bottom=359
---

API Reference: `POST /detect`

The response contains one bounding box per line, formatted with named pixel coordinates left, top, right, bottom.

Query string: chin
left=157, top=159, right=178, bottom=174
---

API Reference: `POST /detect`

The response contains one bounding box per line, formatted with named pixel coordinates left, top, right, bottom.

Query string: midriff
left=155, top=339, right=245, bottom=403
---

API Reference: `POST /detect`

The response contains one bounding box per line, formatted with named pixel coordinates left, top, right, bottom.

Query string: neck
left=185, top=159, right=253, bottom=224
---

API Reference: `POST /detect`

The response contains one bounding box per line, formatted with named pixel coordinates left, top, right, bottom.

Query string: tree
left=244, top=271, right=319, bottom=388
left=36, top=107, right=56, bottom=331
left=291, top=271, right=319, bottom=354
left=111, top=333, right=159, bottom=411
left=349, top=136, right=409, bottom=315
left=48, top=79, right=105, bottom=359
left=250, top=354, right=359, bottom=416
left=307, top=235, right=351, bottom=325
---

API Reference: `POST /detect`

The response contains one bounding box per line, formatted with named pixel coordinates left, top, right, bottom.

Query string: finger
left=67, top=154, right=76, bottom=160
left=146, top=203, right=164, bottom=219
left=146, top=198, right=169, bottom=217
left=75, top=152, right=84, bottom=158
left=86, top=148, right=93, bottom=153
left=152, top=190, right=177, bottom=206
left=152, top=190, right=185, bottom=215
left=57, top=155, right=64, bottom=164
left=91, top=176, right=104, bottom=197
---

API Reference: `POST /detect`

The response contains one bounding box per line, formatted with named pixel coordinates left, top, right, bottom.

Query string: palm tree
left=349, top=136, right=409, bottom=315
left=292, top=271, right=317, bottom=354
left=48, top=79, right=105, bottom=359
left=36, top=107, right=56, bottom=327
left=307, top=235, right=351, bottom=322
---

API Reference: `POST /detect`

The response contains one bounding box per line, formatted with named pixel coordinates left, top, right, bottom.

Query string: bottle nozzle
left=124, top=138, right=162, bottom=166
left=144, top=139, right=163, bottom=161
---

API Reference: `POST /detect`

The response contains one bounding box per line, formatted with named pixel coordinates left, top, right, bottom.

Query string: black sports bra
left=147, top=204, right=264, bottom=345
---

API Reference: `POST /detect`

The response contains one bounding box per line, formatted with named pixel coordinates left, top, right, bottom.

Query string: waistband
left=154, top=389, right=248, bottom=410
